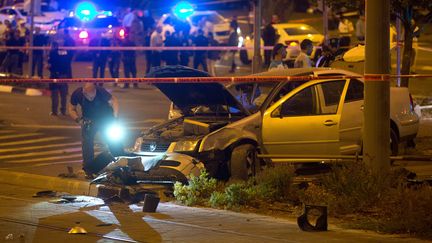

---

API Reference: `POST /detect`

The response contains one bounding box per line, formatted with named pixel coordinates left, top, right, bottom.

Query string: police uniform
left=48, top=48, right=70, bottom=115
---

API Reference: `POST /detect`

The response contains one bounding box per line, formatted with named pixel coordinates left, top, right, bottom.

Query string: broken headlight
left=173, top=140, right=199, bottom=152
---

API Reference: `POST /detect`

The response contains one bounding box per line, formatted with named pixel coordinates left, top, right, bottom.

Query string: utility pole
left=396, top=15, right=402, bottom=87
left=363, top=0, right=391, bottom=173
left=322, top=0, right=329, bottom=45
left=252, top=0, right=262, bottom=74
left=27, top=0, right=35, bottom=77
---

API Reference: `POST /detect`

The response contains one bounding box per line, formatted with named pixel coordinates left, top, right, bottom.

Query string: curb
left=0, top=169, right=98, bottom=196
left=0, top=85, right=48, bottom=96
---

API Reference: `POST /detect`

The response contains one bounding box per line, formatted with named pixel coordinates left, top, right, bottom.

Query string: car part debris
left=96, top=223, right=113, bottom=227
left=62, top=195, right=77, bottom=202
left=68, top=222, right=87, bottom=234
left=58, top=166, right=78, bottom=178
left=297, top=205, right=328, bottom=232
left=142, top=194, right=160, bottom=213
left=33, top=190, right=57, bottom=198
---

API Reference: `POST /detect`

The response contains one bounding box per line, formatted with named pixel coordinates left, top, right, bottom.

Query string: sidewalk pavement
left=0, top=161, right=428, bottom=242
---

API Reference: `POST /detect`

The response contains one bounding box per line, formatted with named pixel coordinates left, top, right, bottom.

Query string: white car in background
left=0, top=5, right=63, bottom=33
left=157, top=10, right=233, bottom=44
left=241, top=23, right=324, bottom=64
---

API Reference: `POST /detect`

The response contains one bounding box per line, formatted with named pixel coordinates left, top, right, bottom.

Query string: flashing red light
left=79, top=30, right=89, bottom=39
left=119, top=29, right=125, bottom=38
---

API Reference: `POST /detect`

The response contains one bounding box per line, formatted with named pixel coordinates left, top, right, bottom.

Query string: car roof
left=273, top=23, right=316, bottom=28
left=251, top=68, right=361, bottom=78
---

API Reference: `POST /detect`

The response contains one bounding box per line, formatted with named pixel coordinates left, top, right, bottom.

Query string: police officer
left=47, top=41, right=69, bottom=116
left=68, top=83, right=121, bottom=178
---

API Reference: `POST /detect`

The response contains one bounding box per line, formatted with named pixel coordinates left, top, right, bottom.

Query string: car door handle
left=323, top=120, right=338, bottom=126
left=360, top=105, right=364, bottom=111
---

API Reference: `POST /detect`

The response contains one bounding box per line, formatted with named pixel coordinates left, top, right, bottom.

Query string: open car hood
left=155, top=83, right=249, bottom=115
left=147, top=66, right=249, bottom=116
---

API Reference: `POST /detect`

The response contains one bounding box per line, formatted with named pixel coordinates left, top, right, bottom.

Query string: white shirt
left=294, top=52, right=312, bottom=68
left=338, top=19, right=354, bottom=34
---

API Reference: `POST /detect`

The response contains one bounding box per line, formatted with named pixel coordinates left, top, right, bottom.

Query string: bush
left=300, top=161, right=432, bottom=238
left=254, top=165, right=297, bottom=202
left=209, top=191, right=227, bottom=208
left=173, top=169, right=217, bottom=206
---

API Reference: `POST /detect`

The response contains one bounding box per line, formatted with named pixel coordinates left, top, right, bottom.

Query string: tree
left=325, top=0, right=432, bottom=87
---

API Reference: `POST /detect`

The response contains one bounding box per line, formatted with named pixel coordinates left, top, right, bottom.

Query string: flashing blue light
left=173, top=1, right=194, bottom=19
left=75, top=2, right=97, bottom=22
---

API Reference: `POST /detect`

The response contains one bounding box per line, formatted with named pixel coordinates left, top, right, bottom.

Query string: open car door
left=261, top=79, right=348, bottom=162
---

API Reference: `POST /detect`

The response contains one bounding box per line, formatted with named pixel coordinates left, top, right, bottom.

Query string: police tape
left=0, top=46, right=280, bottom=51
left=0, top=74, right=431, bottom=83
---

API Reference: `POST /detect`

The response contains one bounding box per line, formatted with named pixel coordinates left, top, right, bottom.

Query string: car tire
left=229, top=144, right=259, bottom=180
left=240, top=50, right=251, bottom=65
left=390, top=128, right=399, bottom=156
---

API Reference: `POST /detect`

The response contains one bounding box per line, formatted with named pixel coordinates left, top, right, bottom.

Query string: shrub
left=209, top=191, right=227, bottom=208
left=173, top=169, right=217, bottom=206
left=254, top=165, right=297, bottom=202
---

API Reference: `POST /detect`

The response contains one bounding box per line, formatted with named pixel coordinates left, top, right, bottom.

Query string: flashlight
left=106, top=122, right=125, bottom=141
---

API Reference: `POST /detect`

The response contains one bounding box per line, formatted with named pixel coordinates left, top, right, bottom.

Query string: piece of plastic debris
left=297, top=205, right=328, bottom=232
left=68, top=222, right=87, bottom=234
left=33, top=190, right=57, bottom=198
left=5, top=233, right=13, bottom=240
left=96, top=223, right=113, bottom=227
left=62, top=195, right=77, bottom=202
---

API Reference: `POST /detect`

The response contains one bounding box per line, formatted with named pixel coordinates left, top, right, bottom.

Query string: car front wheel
left=229, top=144, right=259, bottom=180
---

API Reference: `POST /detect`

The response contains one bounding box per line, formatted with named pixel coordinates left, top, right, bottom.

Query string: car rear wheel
left=390, top=127, right=399, bottom=157
left=229, top=144, right=259, bottom=180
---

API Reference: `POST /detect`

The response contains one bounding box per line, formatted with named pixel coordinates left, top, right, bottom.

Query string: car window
left=190, top=13, right=223, bottom=26
left=272, top=80, right=345, bottom=117
left=345, top=79, right=364, bottom=103
left=0, top=9, right=8, bottom=15
left=269, top=80, right=307, bottom=106
left=284, top=26, right=319, bottom=35
left=274, top=85, right=317, bottom=117
left=319, top=80, right=346, bottom=114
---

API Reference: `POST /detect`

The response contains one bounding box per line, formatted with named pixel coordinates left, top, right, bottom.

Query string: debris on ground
left=58, top=166, right=78, bottom=178
left=32, top=190, right=57, bottom=198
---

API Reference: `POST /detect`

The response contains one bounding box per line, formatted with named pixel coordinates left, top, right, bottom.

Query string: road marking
left=0, top=147, right=82, bottom=160
left=0, top=141, right=81, bottom=153
left=8, top=154, right=83, bottom=163
left=0, top=137, right=67, bottom=147
left=11, top=124, right=80, bottom=129
left=419, top=66, right=432, bottom=71
left=0, top=130, right=15, bottom=134
left=0, top=160, right=83, bottom=169
left=0, top=133, right=43, bottom=140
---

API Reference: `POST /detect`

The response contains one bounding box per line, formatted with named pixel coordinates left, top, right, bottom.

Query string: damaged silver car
left=127, top=66, right=419, bottom=182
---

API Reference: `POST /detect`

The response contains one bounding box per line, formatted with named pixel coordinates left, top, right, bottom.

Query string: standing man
left=122, top=34, right=137, bottom=88
left=207, top=32, right=220, bottom=76
left=193, top=29, right=208, bottom=72
left=90, top=33, right=110, bottom=80
left=356, top=14, right=365, bottom=43
left=47, top=41, right=69, bottom=116
left=1, top=30, right=24, bottom=74
left=63, top=29, right=75, bottom=78
left=262, top=15, right=279, bottom=68
left=108, top=38, right=121, bottom=84
left=268, top=43, right=288, bottom=70
left=227, top=25, right=238, bottom=73
left=32, top=27, right=47, bottom=78
left=178, top=30, right=191, bottom=67
left=69, top=83, right=121, bottom=178
left=294, top=39, right=313, bottom=68
left=150, top=25, right=164, bottom=68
